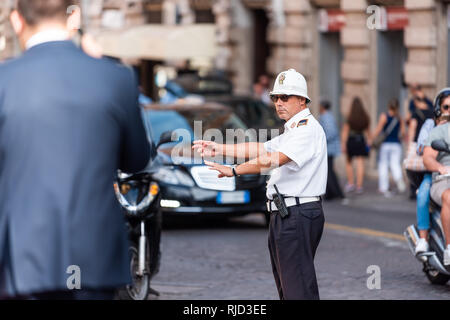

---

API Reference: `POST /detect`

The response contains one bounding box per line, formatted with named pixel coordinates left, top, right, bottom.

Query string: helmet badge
left=279, top=73, right=286, bottom=85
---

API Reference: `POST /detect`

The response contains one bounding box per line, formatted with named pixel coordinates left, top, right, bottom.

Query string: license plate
left=216, top=191, right=250, bottom=204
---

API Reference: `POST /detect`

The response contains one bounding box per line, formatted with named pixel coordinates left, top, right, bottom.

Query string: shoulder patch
left=297, top=119, right=308, bottom=127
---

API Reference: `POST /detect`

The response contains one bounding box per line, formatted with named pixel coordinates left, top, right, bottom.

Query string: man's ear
left=10, top=10, right=24, bottom=35
left=299, top=97, right=306, bottom=107
left=67, top=5, right=81, bottom=32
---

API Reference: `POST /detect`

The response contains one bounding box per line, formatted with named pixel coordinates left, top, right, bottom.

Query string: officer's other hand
left=204, top=161, right=233, bottom=178
left=192, top=140, right=221, bottom=157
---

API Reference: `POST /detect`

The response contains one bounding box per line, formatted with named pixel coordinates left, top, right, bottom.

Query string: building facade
left=1, top=0, right=450, bottom=125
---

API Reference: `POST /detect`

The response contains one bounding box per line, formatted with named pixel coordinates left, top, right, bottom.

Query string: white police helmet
left=270, top=69, right=311, bottom=104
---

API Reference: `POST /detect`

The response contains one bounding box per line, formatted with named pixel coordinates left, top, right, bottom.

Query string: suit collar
left=26, top=29, right=70, bottom=50
left=24, top=40, right=78, bottom=56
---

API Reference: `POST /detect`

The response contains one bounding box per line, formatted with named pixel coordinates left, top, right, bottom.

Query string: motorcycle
left=114, top=131, right=175, bottom=300
left=404, top=139, right=450, bottom=285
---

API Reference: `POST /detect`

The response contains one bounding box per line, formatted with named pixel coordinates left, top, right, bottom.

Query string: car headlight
left=114, top=182, right=160, bottom=215
left=153, top=167, right=195, bottom=187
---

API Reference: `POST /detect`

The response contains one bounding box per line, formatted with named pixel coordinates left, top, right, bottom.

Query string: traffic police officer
left=193, top=69, right=328, bottom=300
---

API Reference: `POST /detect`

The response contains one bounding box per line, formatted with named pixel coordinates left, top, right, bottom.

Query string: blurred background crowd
left=1, top=0, right=450, bottom=197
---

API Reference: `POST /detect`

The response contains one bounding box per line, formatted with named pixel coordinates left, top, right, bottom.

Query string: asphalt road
left=149, top=179, right=450, bottom=300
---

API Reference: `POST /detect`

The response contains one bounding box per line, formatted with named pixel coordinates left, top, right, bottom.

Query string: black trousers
left=325, top=156, right=344, bottom=200
left=268, top=201, right=325, bottom=300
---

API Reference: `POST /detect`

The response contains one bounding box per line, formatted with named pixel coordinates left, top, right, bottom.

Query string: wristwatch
left=232, top=166, right=239, bottom=177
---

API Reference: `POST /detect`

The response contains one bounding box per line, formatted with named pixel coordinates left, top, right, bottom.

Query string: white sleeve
left=263, top=134, right=282, bottom=153
left=277, top=127, right=316, bottom=172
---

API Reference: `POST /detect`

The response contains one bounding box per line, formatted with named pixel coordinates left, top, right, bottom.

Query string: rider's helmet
left=433, top=87, right=450, bottom=119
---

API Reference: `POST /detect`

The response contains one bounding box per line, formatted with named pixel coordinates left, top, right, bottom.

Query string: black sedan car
left=141, top=102, right=268, bottom=221
left=205, top=95, right=284, bottom=135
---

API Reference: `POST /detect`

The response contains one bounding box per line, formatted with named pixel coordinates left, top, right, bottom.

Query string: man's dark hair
left=320, top=100, right=331, bottom=111
left=17, top=0, right=76, bottom=26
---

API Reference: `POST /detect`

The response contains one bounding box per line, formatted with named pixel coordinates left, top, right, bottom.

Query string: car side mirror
left=431, top=139, right=450, bottom=153
left=156, top=131, right=178, bottom=149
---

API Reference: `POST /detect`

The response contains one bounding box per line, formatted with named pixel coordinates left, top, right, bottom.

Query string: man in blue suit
left=0, top=0, right=150, bottom=299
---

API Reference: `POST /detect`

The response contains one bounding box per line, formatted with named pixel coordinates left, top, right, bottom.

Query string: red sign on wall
left=384, top=7, right=409, bottom=30
left=318, top=9, right=346, bottom=33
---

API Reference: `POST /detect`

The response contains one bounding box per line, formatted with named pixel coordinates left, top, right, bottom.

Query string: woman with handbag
left=405, top=91, right=435, bottom=199
left=371, top=99, right=406, bottom=197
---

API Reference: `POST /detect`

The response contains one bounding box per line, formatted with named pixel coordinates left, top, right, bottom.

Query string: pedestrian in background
left=406, top=84, right=434, bottom=125
left=372, top=99, right=406, bottom=197
left=253, top=74, right=271, bottom=105
left=319, top=100, right=345, bottom=200
left=406, top=85, right=435, bottom=199
left=0, top=0, right=150, bottom=300
left=341, top=97, right=371, bottom=194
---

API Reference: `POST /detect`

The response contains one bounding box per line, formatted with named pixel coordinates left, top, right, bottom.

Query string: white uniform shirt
left=264, top=108, right=328, bottom=199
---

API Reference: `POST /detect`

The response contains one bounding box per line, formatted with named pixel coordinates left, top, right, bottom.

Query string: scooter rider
left=415, top=90, right=450, bottom=254
left=423, top=88, right=450, bottom=265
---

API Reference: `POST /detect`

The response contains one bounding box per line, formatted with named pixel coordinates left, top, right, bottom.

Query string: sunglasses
left=270, top=95, right=291, bottom=103
left=442, top=104, right=450, bottom=111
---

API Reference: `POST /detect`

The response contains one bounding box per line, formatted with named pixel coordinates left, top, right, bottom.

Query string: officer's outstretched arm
left=193, top=140, right=265, bottom=160
left=223, top=142, right=267, bottom=160
left=204, top=152, right=291, bottom=177
left=234, top=152, right=291, bottom=175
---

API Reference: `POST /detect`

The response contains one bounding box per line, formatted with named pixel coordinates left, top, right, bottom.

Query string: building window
left=145, top=0, right=163, bottom=23
left=190, top=0, right=215, bottom=23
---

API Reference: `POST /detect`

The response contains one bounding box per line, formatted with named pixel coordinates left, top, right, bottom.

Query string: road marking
left=325, top=223, right=406, bottom=242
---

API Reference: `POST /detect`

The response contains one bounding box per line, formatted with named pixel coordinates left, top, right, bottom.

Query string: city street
left=150, top=178, right=450, bottom=300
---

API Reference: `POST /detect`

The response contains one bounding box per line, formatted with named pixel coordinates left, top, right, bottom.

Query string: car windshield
left=142, top=108, right=249, bottom=147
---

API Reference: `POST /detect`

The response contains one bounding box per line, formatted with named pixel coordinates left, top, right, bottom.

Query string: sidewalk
left=329, top=176, right=416, bottom=215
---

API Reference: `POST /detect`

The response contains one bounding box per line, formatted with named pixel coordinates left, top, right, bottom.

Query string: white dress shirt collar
left=284, top=108, right=312, bottom=131
left=26, top=29, right=70, bottom=50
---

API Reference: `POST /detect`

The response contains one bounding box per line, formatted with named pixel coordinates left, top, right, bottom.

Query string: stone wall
left=0, top=1, right=18, bottom=61
left=1, top=0, right=448, bottom=105
left=404, top=0, right=445, bottom=99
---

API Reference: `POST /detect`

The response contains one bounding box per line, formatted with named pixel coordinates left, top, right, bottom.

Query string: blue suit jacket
left=0, top=41, right=150, bottom=296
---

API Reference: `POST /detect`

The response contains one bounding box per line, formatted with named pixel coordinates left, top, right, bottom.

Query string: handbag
left=372, top=115, right=399, bottom=149
left=403, top=141, right=426, bottom=172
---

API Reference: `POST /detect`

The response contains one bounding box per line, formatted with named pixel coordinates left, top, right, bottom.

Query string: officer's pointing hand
left=204, top=161, right=233, bottom=178
left=192, top=140, right=221, bottom=157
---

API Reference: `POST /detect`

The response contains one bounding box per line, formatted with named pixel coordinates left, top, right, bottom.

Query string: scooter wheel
left=425, top=268, right=450, bottom=285
left=119, top=246, right=150, bottom=300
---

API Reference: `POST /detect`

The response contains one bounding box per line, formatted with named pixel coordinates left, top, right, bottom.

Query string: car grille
left=190, top=166, right=236, bottom=191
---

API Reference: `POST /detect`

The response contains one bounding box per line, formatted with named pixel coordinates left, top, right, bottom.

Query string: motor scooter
left=114, top=131, right=174, bottom=300
left=404, top=139, right=450, bottom=285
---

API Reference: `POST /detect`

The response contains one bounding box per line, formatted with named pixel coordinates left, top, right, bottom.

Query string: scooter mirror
left=156, top=131, right=178, bottom=149
left=431, top=139, right=450, bottom=153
